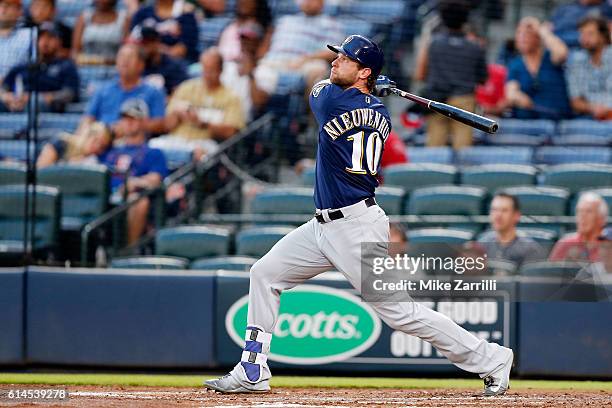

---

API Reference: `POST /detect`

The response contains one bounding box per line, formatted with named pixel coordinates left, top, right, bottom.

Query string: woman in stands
left=72, top=0, right=130, bottom=65
left=218, top=0, right=271, bottom=62
left=37, top=122, right=112, bottom=168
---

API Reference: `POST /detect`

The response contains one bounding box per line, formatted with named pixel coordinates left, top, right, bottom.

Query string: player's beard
left=330, top=71, right=359, bottom=89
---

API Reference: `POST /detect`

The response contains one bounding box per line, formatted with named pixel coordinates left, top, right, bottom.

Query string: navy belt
left=315, top=197, right=376, bottom=224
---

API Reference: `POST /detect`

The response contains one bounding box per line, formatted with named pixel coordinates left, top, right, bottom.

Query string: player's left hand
left=373, top=75, right=396, bottom=97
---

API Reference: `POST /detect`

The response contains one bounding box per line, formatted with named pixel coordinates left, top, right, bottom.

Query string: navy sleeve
left=130, top=6, right=149, bottom=30
left=61, top=61, right=80, bottom=101
left=178, top=13, right=199, bottom=62
left=309, top=80, right=345, bottom=124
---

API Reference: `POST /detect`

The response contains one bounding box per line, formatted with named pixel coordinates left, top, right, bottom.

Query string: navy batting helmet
left=327, top=35, right=384, bottom=77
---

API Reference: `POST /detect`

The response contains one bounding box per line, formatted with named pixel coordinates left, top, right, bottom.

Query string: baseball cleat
left=204, top=373, right=270, bottom=394
left=483, top=349, right=513, bottom=396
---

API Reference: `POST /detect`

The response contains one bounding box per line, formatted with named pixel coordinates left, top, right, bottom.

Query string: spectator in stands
left=505, top=17, right=572, bottom=120
left=140, top=26, right=188, bottom=95
left=0, top=22, right=79, bottom=113
left=566, top=16, right=612, bottom=120
left=254, top=0, right=342, bottom=95
left=549, top=192, right=608, bottom=262
left=25, top=0, right=72, bottom=58
left=478, top=193, right=544, bottom=266
left=162, top=47, right=244, bottom=157
left=476, top=64, right=508, bottom=116
left=221, top=22, right=270, bottom=121
left=550, top=0, right=612, bottom=48
left=388, top=223, right=408, bottom=258
left=130, top=0, right=199, bottom=63
left=0, top=0, right=31, bottom=81
left=72, top=0, right=130, bottom=66
left=379, top=131, right=408, bottom=169
left=37, top=122, right=112, bottom=168
left=102, top=98, right=168, bottom=245
left=218, top=0, right=272, bottom=62
left=81, top=44, right=166, bottom=135
left=414, top=0, right=487, bottom=149
left=187, top=0, right=225, bottom=18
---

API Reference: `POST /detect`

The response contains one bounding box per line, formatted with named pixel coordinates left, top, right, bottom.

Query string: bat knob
left=373, top=75, right=396, bottom=97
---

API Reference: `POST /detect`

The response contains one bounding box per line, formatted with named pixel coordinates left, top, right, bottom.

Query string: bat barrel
left=429, top=101, right=499, bottom=134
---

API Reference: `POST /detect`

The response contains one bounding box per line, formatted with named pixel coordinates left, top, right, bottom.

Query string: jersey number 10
left=346, top=131, right=384, bottom=175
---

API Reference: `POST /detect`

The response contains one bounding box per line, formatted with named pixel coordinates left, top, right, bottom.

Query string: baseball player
left=205, top=35, right=513, bottom=396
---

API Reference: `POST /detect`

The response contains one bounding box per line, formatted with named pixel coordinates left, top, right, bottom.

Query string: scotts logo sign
left=225, top=285, right=381, bottom=365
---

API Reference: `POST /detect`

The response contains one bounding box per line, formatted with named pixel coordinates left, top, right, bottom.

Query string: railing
left=80, top=113, right=276, bottom=265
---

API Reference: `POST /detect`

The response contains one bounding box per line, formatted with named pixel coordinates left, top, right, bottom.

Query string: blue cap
left=327, top=35, right=384, bottom=77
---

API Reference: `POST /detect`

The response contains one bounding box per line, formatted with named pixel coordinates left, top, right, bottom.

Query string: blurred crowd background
left=0, top=0, right=610, bottom=278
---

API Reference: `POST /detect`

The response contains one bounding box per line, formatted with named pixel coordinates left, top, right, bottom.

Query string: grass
left=0, top=373, right=611, bottom=391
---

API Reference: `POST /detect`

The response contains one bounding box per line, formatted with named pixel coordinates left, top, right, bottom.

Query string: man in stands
left=81, top=44, right=167, bottom=137
left=478, top=193, right=544, bottom=266
left=102, top=99, right=168, bottom=245
left=550, top=0, right=612, bottom=48
left=253, top=0, right=343, bottom=95
left=25, top=0, right=72, bottom=58
left=549, top=192, right=608, bottom=262
left=140, top=26, right=188, bottom=96
left=566, top=16, right=612, bottom=120
left=0, top=0, right=31, bottom=82
left=0, top=22, right=79, bottom=113
left=160, top=47, right=244, bottom=158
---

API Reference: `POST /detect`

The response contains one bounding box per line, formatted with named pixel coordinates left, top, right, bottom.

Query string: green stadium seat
left=0, top=163, right=26, bottom=185
left=384, top=163, right=457, bottom=193
left=460, top=164, right=537, bottom=191
left=236, top=226, right=293, bottom=257
left=251, top=187, right=314, bottom=214
left=542, top=164, right=612, bottom=194
left=190, top=255, right=258, bottom=271
left=0, top=185, right=60, bottom=257
left=516, top=228, right=559, bottom=244
left=110, top=255, right=189, bottom=270
left=375, top=186, right=405, bottom=215
left=499, top=186, right=569, bottom=216
left=37, top=164, right=110, bottom=231
left=519, top=261, right=587, bottom=277
left=569, top=188, right=612, bottom=216
left=406, top=185, right=486, bottom=215
left=155, top=225, right=231, bottom=260
left=408, top=228, right=474, bottom=243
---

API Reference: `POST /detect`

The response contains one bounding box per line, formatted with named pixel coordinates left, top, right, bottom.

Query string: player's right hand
left=373, top=76, right=396, bottom=97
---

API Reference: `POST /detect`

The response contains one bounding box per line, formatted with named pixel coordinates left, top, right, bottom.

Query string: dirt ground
left=1, top=385, right=611, bottom=407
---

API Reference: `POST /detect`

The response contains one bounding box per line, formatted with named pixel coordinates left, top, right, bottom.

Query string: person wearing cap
left=82, top=44, right=167, bottom=135
left=549, top=192, right=609, bottom=262
left=140, top=26, right=188, bottom=95
left=0, top=22, right=79, bottom=113
left=165, top=47, right=244, bottom=145
left=221, top=21, right=270, bottom=121
left=0, top=0, right=31, bottom=81
left=253, top=0, right=343, bottom=94
left=25, top=0, right=72, bottom=58
left=102, top=98, right=168, bottom=245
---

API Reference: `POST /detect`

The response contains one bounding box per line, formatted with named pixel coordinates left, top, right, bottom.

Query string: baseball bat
left=389, top=88, right=499, bottom=134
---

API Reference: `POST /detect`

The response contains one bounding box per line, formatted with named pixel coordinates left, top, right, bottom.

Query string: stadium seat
left=300, top=166, right=316, bottom=186
left=569, top=188, right=612, bottom=215
left=39, top=113, right=82, bottom=133
left=0, top=113, right=27, bottom=138
left=0, top=140, right=37, bottom=162
left=110, top=255, right=189, bottom=270
left=460, top=164, right=537, bottom=191
left=37, top=164, right=110, bottom=231
left=340, top=0, right=405, bottom=24
left=456, top=147, right=534, bottom=166
left=0, top=185, right=60, bottom=256
left=486, top=259, right=518, bottom=276
left=406, top=147, right=453, bottom=164
left=337, top=17, right=374, bottom=37
left=542, top=164, right=612, bottom=193
left=190, top=255, right=258, bottom=271
left=235, top=226, right=293, bottom=257
left=251, top=187, right=314, bottom=214
left=406, top=185, right=486, bottom=215
left=551, top=133, right=611, bottom=146
left=559, top=119, right=612, bottom=137
left=485, top=133, right=548, bottom=146
left=375, top=186, right=405, bottom=215
left=155, top=225, right=231, bottom=260
left=384, top=163, right=457, bottom=193
left=516, top=228, right=559, bottom=244
left=499, top=186, right=570, bottom=216
left=0, top=162, right=26, bottom=185
left=494, top=118, right=556, bottom=136
left=534, top=147, right=612, bottom=165
left=198, top=17, right=232, bottom=51
left=519, top=261, right=587, bottom=277
left=408, top=228, right=474, bottom=243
